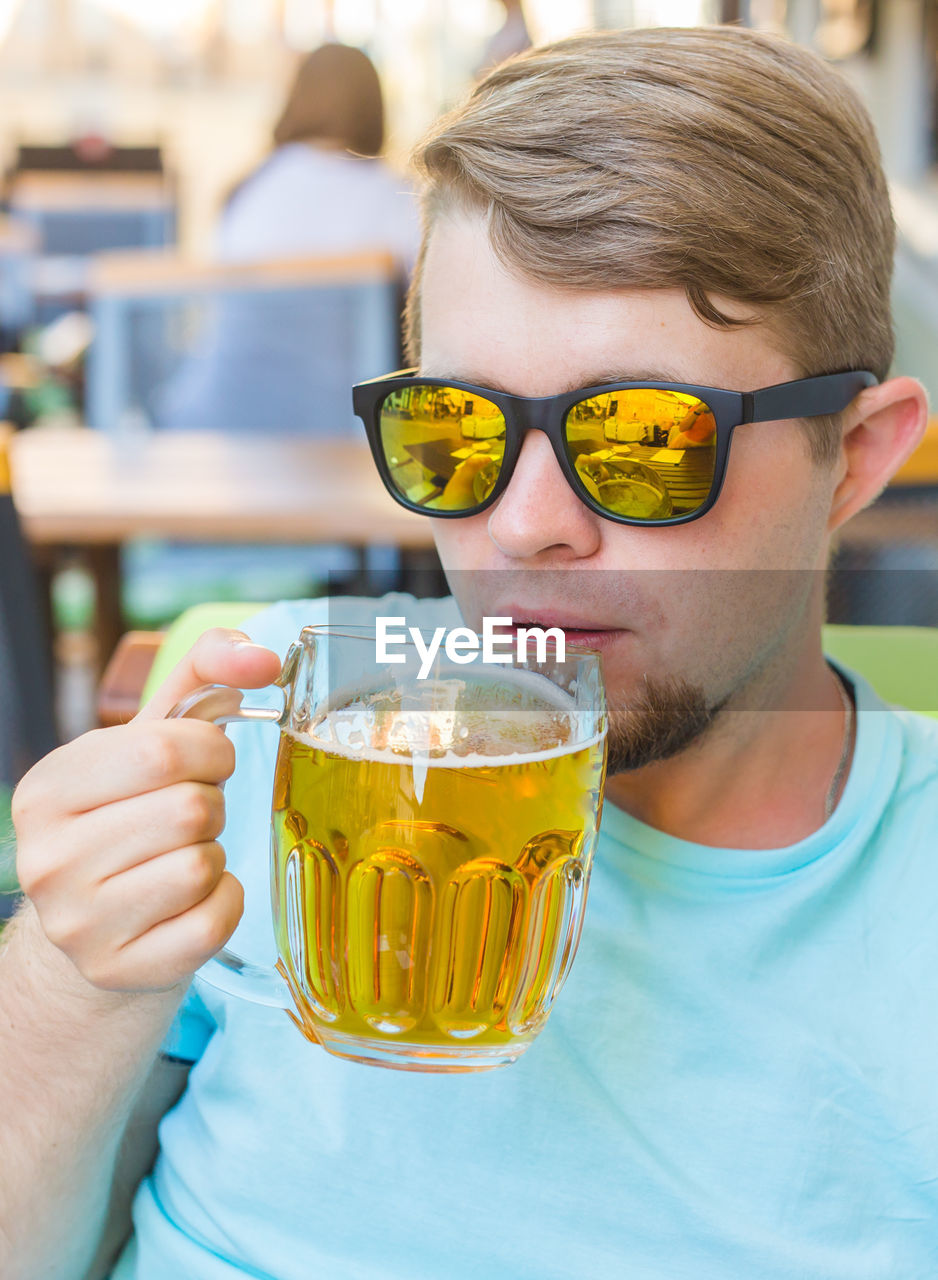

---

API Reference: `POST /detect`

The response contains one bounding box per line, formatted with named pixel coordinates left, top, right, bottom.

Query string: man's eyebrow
left=420, top=368, right=697, bottom=393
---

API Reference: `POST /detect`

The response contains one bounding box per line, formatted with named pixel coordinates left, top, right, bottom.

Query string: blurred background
left=0, top=2, right=933, bottom=265
left=2, top=0, right=938, bottom=910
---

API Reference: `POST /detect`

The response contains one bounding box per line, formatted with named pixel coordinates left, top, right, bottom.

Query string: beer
left=270, top=681, right=606, bottom=1070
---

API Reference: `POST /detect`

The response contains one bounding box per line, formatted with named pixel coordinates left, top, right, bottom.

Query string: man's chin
left=605, top=676, right=722, bottom=773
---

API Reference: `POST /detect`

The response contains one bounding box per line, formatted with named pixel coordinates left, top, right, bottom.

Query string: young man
left=2, top=25, right=935, bottom=1279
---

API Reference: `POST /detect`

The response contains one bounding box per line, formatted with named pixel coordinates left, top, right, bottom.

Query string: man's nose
left=487, top=431, right=602, bottom=561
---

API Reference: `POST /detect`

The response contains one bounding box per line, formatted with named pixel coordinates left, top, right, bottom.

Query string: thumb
left=135, top=627, right=283, bottom=722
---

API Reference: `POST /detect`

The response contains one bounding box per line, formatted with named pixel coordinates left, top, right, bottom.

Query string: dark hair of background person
left=273, top=43, right=385, bottom=157
left=221, top=43, right=385, bottom=212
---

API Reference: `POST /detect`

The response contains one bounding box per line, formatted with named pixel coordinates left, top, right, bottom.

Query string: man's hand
left=0, top=625, right=279, bottom=1280
left=13, top=628, right=282, bottom=993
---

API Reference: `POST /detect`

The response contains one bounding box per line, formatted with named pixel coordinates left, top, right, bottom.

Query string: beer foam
left=283, top=724, right=605, bottom=774
left=322, top=665, right=579, bottom=724
left=286, top=669, right=601, bottom=777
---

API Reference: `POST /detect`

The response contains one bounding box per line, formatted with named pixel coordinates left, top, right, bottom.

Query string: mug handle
left=166, top=682, right=292, bottom=1009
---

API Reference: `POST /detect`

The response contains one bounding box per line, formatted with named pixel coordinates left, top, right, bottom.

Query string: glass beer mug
left=171, top=624, right=607, bottom=1072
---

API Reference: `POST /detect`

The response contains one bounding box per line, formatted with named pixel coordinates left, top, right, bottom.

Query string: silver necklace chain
left=824, top=667, right=855, bottom=821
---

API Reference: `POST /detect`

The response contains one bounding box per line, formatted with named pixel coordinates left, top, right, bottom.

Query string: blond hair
left=406, top=26, right=894, bottom=463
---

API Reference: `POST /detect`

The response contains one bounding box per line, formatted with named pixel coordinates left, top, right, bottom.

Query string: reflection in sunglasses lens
left=379, top=386, right=506, bottom=511
left=565, top=389, right=717, bottom=520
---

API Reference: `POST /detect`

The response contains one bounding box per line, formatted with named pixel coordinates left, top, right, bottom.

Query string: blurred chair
left=0, top=215, right=40, bottom=347
left=823, top=624, right=938, bottom=715
left=5, top=168, right=176, bottom=326
left=6, top=171, right=175, bottom=259
left=83, top=248, right=403, bottom=629
left=85, top=248, right=401, bottom=437
left=0, top=424, right=58, bottom=916
left=12, top=143, right=164, bottom=174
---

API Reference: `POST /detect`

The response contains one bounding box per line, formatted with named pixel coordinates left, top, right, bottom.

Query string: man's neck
left=603, top=633, right=854, bottom=851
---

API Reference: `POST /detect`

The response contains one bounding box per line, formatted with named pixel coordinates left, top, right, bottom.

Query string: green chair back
left=822, top=624, right=938, bottom=719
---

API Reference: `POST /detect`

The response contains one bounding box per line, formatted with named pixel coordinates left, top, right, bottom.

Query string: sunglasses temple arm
left=745, top=371, right=878, bottom=423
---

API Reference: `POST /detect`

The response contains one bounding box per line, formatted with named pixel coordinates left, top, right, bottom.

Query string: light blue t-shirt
left=112, top=595, right=938, bottom=1280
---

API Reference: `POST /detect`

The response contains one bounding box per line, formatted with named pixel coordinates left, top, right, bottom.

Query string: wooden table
left=10, top=425, right=436, bottom=668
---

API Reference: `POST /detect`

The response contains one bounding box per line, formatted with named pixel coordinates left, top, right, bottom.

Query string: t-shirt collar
left=597, top=662, right=903, bottom=880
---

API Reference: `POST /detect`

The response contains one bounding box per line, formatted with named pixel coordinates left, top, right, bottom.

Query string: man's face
left=419, top=211, right=842, bottom=768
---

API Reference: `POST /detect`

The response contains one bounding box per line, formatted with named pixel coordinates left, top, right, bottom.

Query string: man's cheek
left=602, top=585, right=754, bottom=701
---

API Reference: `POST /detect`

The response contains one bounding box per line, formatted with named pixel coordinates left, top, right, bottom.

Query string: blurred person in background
left=476, top=0, right=532, bottom=77
left=156, top=42, right=417, bottom=436
left=216, top=42, right=418, bottom=271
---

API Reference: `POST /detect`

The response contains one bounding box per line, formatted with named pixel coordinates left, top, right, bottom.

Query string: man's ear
left=827, top=375, right=929, bottom=533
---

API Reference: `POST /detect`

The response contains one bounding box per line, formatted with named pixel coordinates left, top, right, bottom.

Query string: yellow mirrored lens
left=565, top=389, right=716, bottom=519
left=379, top=386, right=506, bottom=511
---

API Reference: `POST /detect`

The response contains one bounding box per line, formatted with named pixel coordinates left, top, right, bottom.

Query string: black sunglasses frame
left=352, top=367, right=878, bottom=528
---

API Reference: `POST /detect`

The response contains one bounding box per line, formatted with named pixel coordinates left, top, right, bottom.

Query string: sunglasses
left=352, top=367, right=877, bottom=528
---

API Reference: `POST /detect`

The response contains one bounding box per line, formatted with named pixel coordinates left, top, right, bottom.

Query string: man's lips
left=493, top=610, right=630, bottom=651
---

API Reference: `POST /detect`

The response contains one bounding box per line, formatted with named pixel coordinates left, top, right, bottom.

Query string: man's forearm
left=0, top=903, right=185, bottom=1280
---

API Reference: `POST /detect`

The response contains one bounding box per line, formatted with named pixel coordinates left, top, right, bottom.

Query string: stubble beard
left=605, top=675, right=726, bottom=774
